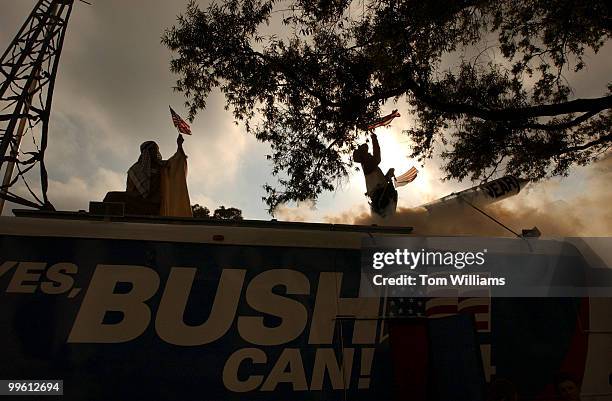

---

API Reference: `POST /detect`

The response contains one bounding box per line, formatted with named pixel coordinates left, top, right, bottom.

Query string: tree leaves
left=164, top=0, right=611, bottom=213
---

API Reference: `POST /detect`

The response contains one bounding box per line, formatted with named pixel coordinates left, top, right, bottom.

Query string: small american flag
left=169, top=106, right=191, bottom=135
left=367, top=109, right=401, bottom=130
left=394, top=166, right=418, bottom=187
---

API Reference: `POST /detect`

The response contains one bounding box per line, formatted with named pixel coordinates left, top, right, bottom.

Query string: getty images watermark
left=360, top=237, right=612, bottom=298
left=370, top=248, right=504, bottom=287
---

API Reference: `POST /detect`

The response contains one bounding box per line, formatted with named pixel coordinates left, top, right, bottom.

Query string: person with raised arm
left=353, top=132, right=397, bottom=217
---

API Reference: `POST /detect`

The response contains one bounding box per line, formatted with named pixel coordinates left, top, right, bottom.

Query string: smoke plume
left=325, top=157, right=612, bottom=237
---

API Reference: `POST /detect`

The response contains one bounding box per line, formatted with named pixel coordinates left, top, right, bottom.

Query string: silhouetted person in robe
left=125, top=140, right=164, bottom=213
left=103, top=135, right=192, bottom=216
left=353, top=132, right=397, bottom=217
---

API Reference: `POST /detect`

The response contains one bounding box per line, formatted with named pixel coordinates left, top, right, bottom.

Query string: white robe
left=364, top=168, right=397, bottom=217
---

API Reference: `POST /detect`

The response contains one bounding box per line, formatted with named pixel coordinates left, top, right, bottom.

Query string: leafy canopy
left=192, top=204, right=244, bottom=220
left=164, top=0, right=611, bottom=213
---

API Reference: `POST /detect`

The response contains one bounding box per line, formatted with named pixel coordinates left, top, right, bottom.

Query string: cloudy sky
left=1, top=0, right=610, bottom=231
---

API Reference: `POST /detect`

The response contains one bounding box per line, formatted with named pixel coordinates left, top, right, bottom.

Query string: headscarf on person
left=127, top=141, right=162, bottom=198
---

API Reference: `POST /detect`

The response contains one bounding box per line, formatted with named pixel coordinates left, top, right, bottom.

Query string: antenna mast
left=0, top=0, right=76, bottom=213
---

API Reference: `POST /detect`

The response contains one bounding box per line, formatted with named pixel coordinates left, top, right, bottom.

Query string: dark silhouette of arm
left=371, top=133, right=381, bottom=166
left=177, top=134, right=185, bottom=155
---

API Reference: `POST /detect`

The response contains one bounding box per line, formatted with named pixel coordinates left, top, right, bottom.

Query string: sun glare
left=346, top=126, right=439, bottom=208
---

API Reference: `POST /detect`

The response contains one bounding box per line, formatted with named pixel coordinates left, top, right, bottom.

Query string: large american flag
left=169, top=106, right=191, bottom=135
left=394, top=166, right=418, bottom=187
left=385, top=286, right=492, bottom=382
left=387, top=291, right=490, bottom=331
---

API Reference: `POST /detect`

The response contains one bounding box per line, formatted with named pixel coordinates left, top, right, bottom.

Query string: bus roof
left=3, top=209, right=413, bottom=249
left=11, top=209, right=412, bottom=234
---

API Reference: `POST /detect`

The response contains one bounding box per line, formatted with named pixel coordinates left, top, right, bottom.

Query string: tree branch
left=368, top=79, right=612, bottom=121
left=556, top=133, right=612, bottom=155
left=512, top=110, right=601, bottom=131
left=251, top=50, right=340, bottom=108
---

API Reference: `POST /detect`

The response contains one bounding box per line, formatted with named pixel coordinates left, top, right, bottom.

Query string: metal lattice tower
left=0, top=0, right=76, bottom=212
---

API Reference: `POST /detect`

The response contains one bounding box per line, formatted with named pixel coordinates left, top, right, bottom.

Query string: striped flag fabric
left=426, top=285, right=490, bottom=332
left=386, top=295, right=489, bottom=330
left=425, top=296, right=490, bottom=331
left=395, top=166, right=418, bottom=187
left=169, top=106, right=191, bottom=135
left=386, top=276, right=491, bottom=331
left=366, top=109, right=401, bottom=130
left=458, top=295, right=491, bottom=332
left=425, top=297, right=458, bottom=318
